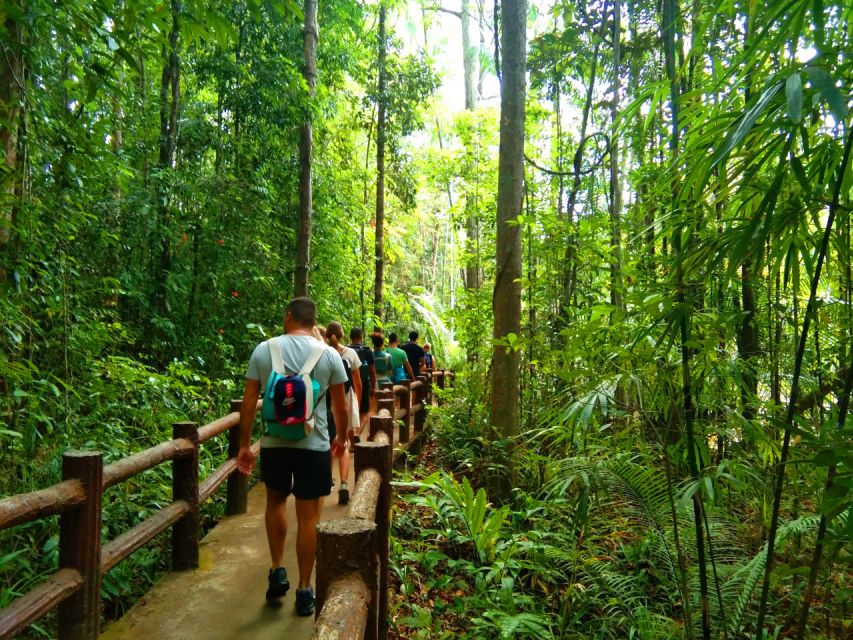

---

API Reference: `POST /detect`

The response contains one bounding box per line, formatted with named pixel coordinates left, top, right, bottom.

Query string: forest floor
left=388, top=437, right=470, bottom=639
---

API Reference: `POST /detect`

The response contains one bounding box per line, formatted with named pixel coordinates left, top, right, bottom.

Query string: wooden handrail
left=0, top=480, right=86, bottom=531
left=313, top=370, right=453, bottom=639
left=102, top=438, right=194, bottom=489
left=0, top=398, right=257, bottom=640
left=198, top=399, right=261, bottom=442
left=1, top=372, right=451, bottom=640
left=198, top=440, right=261, bottom=503
left=0, top=569, right=84, bottom=640
left=101, top=500, right=191, bottom=573
left=312, top=574, right=370, bottom=640
left=346, top=468, right=381, bottom=522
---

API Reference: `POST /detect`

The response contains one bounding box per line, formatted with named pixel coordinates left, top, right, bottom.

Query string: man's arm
left=418, top=356, right=425, bottom=374
left=404, top=360, right=415, bottom=381
left=237, top=378, right=261, bottom=475
left=369, top=364, right=377, bottom=390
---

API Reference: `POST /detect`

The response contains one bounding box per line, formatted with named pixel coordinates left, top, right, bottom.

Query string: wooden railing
left=0, top=398, right=262, bottom=640
left=0, top=368, right=455, bottom=640
left=312, top=368, right=454, bottom=640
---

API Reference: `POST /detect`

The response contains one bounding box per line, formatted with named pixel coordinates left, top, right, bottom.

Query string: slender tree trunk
left=609, top=0, right=624, bottom=313
left=0, top=12, right=24, bottom=281
left=295, top=0, right=318, bottom=297
left=756, top=125, right=853, bottom=636
left=663, top=1, right=710, bottom=637
left=461, top=0, right=482, bottom=292
left=373, top=4, right=387, bottom=320
left=738, top=8, right=759, bottom=421
left=152, top=0, right=180, bottom=335
left=477, top=0, right=487, bottom=100
left=490, top=0, right=526, bottom=500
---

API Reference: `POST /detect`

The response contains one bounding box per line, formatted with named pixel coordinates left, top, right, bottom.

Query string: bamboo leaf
left=785, top=73, right=803, bottom=123
left=806, top=66, right=849, bottom=121
left=711, top=80, right=784, bottom=168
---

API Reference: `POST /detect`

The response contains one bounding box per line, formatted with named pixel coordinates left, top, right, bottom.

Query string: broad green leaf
left=785, top=73, right=802, bottom=123
left=806, top=66, right=849, bottom=121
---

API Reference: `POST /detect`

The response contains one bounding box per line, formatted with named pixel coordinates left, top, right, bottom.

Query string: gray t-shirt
left=246, top=335, right=348, bottom=451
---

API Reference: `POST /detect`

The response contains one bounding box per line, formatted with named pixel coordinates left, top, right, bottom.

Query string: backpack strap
left=300, top=342, right=326, bottom=376
left=301, top=342, right=327, bottom=419
left=268, top=337, right=285, bottom=374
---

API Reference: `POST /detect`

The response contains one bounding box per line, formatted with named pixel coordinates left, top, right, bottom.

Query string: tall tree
left=295, top=0, right=319, bottom=297
left=608, top=0, right=624, bottom=313
left=490, top=0, right=526, bottom=498
left=663, top=1, right=710, bottom=638
left=373, top=3, right=388, bottom=320
left=151, top=0, right=181, bottom=343
left=462, top=0, right=482, bottom=292
left=0, top=9, right=24, bottom=281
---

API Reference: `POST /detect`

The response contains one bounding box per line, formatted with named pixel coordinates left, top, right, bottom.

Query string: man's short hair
left=286, top=297, right=316, bottom=327
left=409, top=330, right=418, bottom=341
left=350, top=326, right=363, bottom=341
left=388, top=332, right=398, bottom=344
left=371, top=333, right=385, bottom=349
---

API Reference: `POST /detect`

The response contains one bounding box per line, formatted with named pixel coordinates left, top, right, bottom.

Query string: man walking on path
left=400, top=330, right=425, bottom=378
left=236, top=297, right=349, bottom=617
left=348, top=327, right=376, bottom=437
left=388, top=332, right=415, bottom=382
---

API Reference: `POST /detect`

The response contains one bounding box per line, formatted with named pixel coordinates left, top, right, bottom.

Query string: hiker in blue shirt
left=236, top=297, right=348, bottom=616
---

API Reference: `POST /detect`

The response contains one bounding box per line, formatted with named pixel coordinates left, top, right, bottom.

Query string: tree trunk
left=489, top=0, right=526, bottom=500
left=461, top=0, right=482, bottom=291
left=0, top=12, right=23, bottom=280
left=373, top=4, right=387, bottom=321
left=737, top=9, right=760, bottom=421
left=628, top=0, right=654, bottom=272
left=609, top=0, right=624, bottom=313
left=663, top=1, right=710, bottom=637
left=295, top=0, right=318, bottom=297
left=151, top=0, right=180, bottom=339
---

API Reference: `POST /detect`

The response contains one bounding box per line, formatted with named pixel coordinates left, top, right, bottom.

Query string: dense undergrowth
left=389, top=376, right=851, bottom=640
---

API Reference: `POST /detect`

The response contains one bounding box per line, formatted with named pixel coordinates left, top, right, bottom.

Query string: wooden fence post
left=58, top=450, right=103, bottom=640
left=172, top=422, right=200, bottom=570
left=436, top=369, right=446, bottom=393
left=369, top=412, right=394, bottom=442
left=226, top=399, right=248, bottom=515
left=377, top=390, right=395, bottom=421
left=414, top=376, right=427, bottom=433
left=315, top=519, right=378, bottom=640
left=354, top=440, right=392, bottom=640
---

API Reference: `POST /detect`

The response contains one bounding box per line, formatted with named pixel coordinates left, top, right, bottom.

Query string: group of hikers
left=234, top=297, right=438, bottom=617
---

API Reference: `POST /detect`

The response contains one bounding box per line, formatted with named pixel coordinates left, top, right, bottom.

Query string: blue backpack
left=261, top=338, right=326, bottom=440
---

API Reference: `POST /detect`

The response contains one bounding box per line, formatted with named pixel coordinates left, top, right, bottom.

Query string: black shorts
left=260, top=447, right=332, bottom=500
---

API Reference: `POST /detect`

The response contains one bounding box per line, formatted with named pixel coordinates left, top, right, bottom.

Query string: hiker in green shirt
left=387, top=333, right=415, bottom=383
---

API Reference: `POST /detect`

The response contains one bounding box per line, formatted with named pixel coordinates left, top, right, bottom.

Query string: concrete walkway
left=100, top=464, right=354, bottom=640
left=100, top=417, right=420, bottom=640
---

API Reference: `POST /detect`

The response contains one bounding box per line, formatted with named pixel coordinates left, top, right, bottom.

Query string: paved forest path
left=100, top=465, right=354, bottom=640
